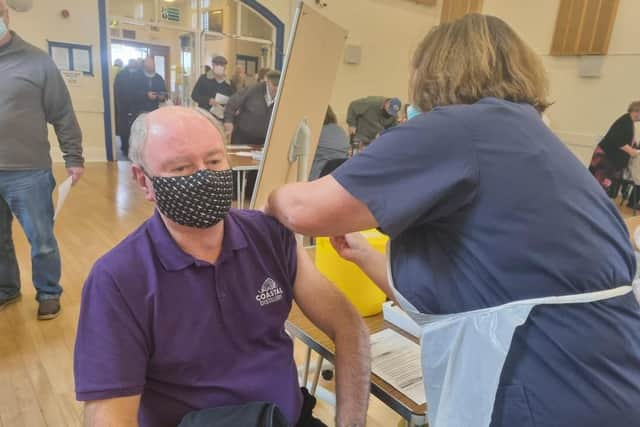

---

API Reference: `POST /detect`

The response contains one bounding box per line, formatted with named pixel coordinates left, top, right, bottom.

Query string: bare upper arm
left=292, top=243, right=364, bottom=340
left=84, top=395, right=141, bottom=427
left=268, top=175, right=378, bottom=237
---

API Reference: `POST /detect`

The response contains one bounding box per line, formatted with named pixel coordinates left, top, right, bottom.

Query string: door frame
left=99, top=0, right=286, bottom=161
left=110, top=39, right=171, bottom=88
left=98, top=0, right=113, bottom=161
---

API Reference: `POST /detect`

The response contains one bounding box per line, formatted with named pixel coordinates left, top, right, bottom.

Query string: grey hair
left=128, top=108, right=228, bottom=172
left=192, top=107, right=228, bottom=142
left=128, top=113, right=150, bottom=170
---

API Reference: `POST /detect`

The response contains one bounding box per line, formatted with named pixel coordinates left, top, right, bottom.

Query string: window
left=550, top=0, right=620, bottom=55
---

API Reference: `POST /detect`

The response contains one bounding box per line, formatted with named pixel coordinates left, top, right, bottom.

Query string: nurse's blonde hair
left=410, top=14, right=550, bottom=112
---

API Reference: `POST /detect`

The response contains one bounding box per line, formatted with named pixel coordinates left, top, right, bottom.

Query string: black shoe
left=37, top=298, right=61, bottom=320
left=0, top=293, right=21, bottom=311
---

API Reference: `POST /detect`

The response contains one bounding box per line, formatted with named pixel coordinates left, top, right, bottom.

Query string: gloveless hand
left=330, top=233, right=374, bottom=265
left=66, top=166, right=84, bottom=185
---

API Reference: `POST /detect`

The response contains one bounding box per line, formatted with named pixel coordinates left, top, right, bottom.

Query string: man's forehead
left=149, top=115, right=220, bottom=141
left=145, top=109, right=225, bottom=155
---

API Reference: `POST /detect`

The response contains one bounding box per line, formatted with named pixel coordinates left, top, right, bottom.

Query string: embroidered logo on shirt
left=256, top=278, right=284, bottom=306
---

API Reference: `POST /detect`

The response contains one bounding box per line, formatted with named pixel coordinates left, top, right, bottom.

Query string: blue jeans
left=0, top=170, right=62, bottom=301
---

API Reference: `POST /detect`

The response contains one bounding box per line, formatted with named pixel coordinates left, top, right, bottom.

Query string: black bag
left=177, top=402, right=289, bottom=427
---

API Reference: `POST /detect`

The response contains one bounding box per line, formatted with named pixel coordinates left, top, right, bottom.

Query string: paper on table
left=370, top=328, right=426, bottom=405
left=54, top=176, right=73, bottom=220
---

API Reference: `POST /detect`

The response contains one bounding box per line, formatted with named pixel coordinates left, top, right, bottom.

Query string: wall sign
left=48, top=41, right=94, bottom=75
left=161, top=6, right=181, bottom=23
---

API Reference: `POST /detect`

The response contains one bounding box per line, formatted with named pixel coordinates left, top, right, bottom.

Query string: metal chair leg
left=310, top=354, right=323, bottom=395
left=302, top=346, right=311, bottom=386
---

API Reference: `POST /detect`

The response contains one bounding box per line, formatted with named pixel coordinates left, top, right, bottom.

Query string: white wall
left=484, top=0, right=640, bottom=165
left=10, top=0, right=106, bottom=163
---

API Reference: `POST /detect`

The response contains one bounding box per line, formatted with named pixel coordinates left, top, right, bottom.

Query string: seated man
left=73, top=107, right=370, bottom=427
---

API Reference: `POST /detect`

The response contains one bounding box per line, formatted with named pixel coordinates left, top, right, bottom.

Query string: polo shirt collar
left=147, top=209, right=248, bottom=271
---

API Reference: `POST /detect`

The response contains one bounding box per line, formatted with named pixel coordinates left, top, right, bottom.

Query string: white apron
left=386, top=249, right=633, bottom=427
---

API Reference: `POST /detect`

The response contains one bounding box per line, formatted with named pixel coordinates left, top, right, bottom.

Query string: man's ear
left=131, top=164, right=156, bottom=202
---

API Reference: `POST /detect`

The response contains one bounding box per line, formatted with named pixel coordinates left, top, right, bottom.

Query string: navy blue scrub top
left=332, top=98, right=640, bottom=427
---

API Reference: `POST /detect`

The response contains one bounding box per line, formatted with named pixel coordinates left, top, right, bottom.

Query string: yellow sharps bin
left=315, top=230, right=388, bottom=317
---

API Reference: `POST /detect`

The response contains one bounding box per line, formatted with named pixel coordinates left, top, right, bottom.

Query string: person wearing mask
left=309, top=106, right=350, bottom=181
left=223, top=70, right=280, bottom=146
left=74, top=107, right=370, bottom=427
left=346, top=96, right=401, bottom=147
left=266, top=14, right=640, bottom=427
left=0, top=0, right=84, bottom=320
left=114, top=58, right=142, bottom=157
left=589, top=101, right=640, bottom=198
left=256, top=67, right=271, bottom=84
left=138, top=56, right=168, bottom=113
left=191, top=55, right=234, bottom=113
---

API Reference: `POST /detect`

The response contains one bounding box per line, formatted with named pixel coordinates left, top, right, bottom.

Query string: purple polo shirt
left=74, top=209, right=302, bottom=427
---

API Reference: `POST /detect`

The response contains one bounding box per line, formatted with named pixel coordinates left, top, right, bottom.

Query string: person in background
left=0, top=0, right=84, bottom=320
left=191, top=55, right=234, bottom=111
left=138, top=56, right=168, bottom=113
left=203, top=64, right=211, bottom=74
left=257, top=67, right=271, bottom=84
left=231, top=66, right=248, bottom=93
left=309, top=106, right=350, bottom=181
left=223, top=70, right=280, bottom=146
left=346, top=96, right=401, bottom=147
left=224, top=70, right=280, bottom=199
left=589, top=101, right=640, bottom=198
left=112, top=58, right=123, bottom=76
left=74, top=107, right=370, bottom=427
left=114, top=58, right=142, bottom=157
left=266, top=13, right=640, bottom=427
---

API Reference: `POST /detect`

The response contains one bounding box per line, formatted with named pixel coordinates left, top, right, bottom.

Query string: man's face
left=267, top=80, right=278, bottom=99
left=136, top=108, right=230, bottom=202
left=212, top=63, right=226, bottom=77
left=631, top=110, right=640, bottom=122
left=144, top=58, right=155, bottom=74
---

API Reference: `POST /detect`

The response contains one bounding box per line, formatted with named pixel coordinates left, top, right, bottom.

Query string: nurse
left=266, top=14, right=640, bottom=427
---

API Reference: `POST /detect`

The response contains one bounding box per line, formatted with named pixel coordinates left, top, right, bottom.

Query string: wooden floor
left=1, top=162, right=403, bottom=427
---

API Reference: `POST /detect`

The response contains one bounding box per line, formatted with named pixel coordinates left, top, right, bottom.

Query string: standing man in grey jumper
left=0, top=1, right=84, bottom=320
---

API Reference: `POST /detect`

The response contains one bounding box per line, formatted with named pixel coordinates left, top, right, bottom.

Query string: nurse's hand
left=331, top=233, right=393, bottom=300
left=330, top=233, right=373, bottom=265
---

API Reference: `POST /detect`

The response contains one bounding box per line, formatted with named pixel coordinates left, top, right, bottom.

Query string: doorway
left=111, top=40, right=171, bottom=88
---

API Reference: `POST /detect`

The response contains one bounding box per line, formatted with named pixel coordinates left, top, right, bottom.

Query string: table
left=286, top=304, right=428, bottom=427
left=227, top=145, right=261, bottom=208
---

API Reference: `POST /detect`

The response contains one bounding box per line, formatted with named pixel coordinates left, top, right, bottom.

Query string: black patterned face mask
left=149, top=169, right=234, bottom=228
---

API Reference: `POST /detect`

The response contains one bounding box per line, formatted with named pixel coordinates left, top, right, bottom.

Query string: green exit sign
left=161, top=6, right=181, bottom=23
